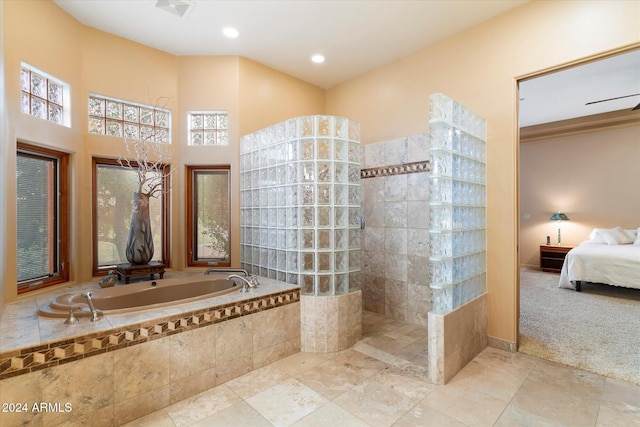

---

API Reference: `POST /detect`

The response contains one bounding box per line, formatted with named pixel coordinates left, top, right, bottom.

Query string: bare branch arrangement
left=117, top=96, right=174, bottom=198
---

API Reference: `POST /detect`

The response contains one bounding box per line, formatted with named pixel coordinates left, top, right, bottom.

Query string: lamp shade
left=549, top=212, right=570, bottom=221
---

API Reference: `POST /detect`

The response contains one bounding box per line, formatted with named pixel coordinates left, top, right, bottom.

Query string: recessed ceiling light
left=223, top=27, right=239, bottom=38
left=311, top=54, right=325, bottom=64
left=155, top=0, right=193, bottom=18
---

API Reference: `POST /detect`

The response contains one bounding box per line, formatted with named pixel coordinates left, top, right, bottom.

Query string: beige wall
left=326, top=0, right=640, bottom=344
left=520, top=125, right=640, bottom=267
left=238, top=57, right=325, bottom=135
left=1, top=1, right=325, bottom=304
left=0, top=0, right=6, bottom=316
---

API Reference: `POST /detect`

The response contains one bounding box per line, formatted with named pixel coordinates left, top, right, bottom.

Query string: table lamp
left=549, top=212, right=570, bottom=246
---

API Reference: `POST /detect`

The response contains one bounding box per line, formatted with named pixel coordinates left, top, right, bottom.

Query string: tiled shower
left=360, top=133, right=431, bottom=326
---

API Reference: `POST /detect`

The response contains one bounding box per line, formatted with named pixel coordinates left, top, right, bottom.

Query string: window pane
left=96, top=164, right=163, bottom=267
left=194, top=170, right=229, bottom=261
left=17, top=154, right=55, bottom=282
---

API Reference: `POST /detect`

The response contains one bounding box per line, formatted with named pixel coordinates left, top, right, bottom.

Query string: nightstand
left=539, top=245, right=573, bottom=273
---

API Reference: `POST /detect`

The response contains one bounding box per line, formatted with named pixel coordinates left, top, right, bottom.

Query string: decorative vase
left=126, top=192, right=154, bottom=264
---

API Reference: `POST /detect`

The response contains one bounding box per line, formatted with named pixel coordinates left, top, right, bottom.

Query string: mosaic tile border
left=360, top=160, right=430, bottom=179
left=0, top=288, right=300, bottom=380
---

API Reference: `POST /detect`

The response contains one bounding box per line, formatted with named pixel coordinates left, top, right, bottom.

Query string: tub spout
left=84, top=291, right=101, bottom=322
left=228, top=274, right=255, bottom=292
left=205, top=267, right=249, bottom=276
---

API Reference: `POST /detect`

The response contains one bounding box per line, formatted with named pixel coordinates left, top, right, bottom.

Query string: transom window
left=17, top=143, right=70, bottom=293
left=88, top=94, right=171, bottom=143
left=186, top=165, right=231, bottom=266
left=20, top=63, right=70, bottom=127
left=188, top=111, right=229, bottom=145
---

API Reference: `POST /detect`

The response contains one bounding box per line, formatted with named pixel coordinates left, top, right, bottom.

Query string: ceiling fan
left=585, top=93, right=640, bottom=111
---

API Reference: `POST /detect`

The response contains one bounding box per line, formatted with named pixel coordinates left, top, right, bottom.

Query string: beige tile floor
left=123, top=311, right=640, bottom=427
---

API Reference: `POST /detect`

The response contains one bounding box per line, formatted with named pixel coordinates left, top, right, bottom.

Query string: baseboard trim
left=488, top=336, right=517, bottom=353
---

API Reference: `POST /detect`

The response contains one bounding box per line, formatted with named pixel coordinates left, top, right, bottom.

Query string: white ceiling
left=519, top=49, right=640, bottom=127
left=53, top=0, right=528, bottom=89
left=53, top=0, right=639, bottom=126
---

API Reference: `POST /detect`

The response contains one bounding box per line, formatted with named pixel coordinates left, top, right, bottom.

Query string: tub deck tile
left=0, top=277, right=300, bottom=380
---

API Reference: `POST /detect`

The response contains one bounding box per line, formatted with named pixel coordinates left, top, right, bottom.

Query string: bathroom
left=2, top=0, right=637, bottom=426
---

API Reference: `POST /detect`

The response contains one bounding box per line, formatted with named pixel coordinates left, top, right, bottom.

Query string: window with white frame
left=188, top=111, right=228, bottom=145
left=20, top=63, right=70, bottom=127
left=88, top=94, right=171, bottom=143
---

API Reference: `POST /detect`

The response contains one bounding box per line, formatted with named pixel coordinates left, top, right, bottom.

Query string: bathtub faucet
left=205, top=267, right=249, bottom=276
left=84, top=291, right=101, bottom=322
left=228, top=274, right=255, bottom=292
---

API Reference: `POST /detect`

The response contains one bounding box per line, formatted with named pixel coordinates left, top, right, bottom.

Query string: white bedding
left=558, top=242, right=640, bottom=290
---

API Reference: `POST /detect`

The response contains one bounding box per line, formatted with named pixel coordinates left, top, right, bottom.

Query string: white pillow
left=634, top=228, right=640, bottom=246
left=595, top=227, right=635, bottom=245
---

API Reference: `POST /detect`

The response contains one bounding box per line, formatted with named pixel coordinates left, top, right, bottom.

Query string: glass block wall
left=429, top=93, right=487, bottom=314
left=240, top=116, right=362, bottom=295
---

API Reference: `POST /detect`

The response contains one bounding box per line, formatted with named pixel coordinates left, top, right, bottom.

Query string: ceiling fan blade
left=633, top=102, right=640, bottom=111
left=585, top=93, right=640, bottom=105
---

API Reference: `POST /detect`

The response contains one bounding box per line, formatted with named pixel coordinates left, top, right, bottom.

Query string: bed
left=559, top=227, right=640, bottom=291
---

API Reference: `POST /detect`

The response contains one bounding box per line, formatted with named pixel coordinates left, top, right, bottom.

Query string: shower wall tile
left=407, top=132, right=430, bottom=162
left=407, top=201, right=430, bottom=229
left=364, top=142, right=386, bottom=168
left=361, top=132, right=430, bottom=326
left=384, top=137, right=408, bottom=165
left=384, top=201, right=408, bottom=228
left=407, top=228, right=430, bottom=255
left=407, top=172, right=429, bottom=201
left=385, top=278, right=408, bottom=309
left=385, top=227, right=408, bottom=255
left=384, top=175, right=408, bottom=201
left=408, top=255, right=430, bottom=286
left=364, top=226, right=385, bottom=253
left=384, top=253, right=407, bottom=281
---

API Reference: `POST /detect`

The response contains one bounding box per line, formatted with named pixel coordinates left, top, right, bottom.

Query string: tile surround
left=0, top=280, right=301, bottom=427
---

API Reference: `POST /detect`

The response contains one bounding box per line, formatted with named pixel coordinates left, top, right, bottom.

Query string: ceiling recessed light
left=311, top=54, right=325, bottom=64
left=223, top=27, right=239, bottom=38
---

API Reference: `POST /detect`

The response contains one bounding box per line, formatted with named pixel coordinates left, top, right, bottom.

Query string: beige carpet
left=518, top=268, right=640, bottom=385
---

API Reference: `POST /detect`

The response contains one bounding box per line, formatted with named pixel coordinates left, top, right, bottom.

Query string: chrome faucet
left=205, top=267, right=249, bottom=276
left=84, top=291, right=101, bottom=322
left=228, top=274, right=256, bottom=292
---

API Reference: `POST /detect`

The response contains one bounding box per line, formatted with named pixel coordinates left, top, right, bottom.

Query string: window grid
left=20, top=67, right=65, bottom=126
left=88, top=94, right=171, bottom=143
left=189, top=111, right=229, bottom=146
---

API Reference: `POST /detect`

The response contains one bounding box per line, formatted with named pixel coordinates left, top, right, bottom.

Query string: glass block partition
left=240, top=116, right=362, bottom=296
left=429, top=94, right=487, bottom=314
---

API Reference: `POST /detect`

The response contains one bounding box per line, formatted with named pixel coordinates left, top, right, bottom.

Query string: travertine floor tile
left=333, top=380, right=418, bottom=427
left=245, top=377, right=328, bottom=426
left=225, top=364, right=290, bottom=399
left=393, top=402, right=467, bottom=427
left=165, top=384, right=242, bottom=427
left=121, top=409, right=176, bottom=427
left=191, top=401, right=272, bottom=427
left=421, top=383, right=509, bottom=426
left=105, top=310, right=640, bottom=427
left=295, top=349, right=388, bottom=399
left=292, top=402, right=370, bottom=426
left=268, top=351, right=334, bottom=377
